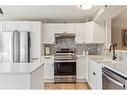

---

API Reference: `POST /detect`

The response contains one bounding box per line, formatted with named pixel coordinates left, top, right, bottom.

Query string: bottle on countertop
left=85, top=50, right=89, bottom=56
left=83, top=51, right=86, bottom=56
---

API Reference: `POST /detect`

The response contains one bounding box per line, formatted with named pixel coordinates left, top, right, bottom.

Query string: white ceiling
left=0, top=6, right=101, bottom=22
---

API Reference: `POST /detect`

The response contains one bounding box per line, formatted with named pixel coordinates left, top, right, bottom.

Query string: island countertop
left=0, top=63, right=44, bottom=74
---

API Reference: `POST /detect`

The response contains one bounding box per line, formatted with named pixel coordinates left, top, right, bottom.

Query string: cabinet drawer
left=42, top=56, right=54, bottom=63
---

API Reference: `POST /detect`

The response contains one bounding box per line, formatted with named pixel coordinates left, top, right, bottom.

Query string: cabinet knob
left=93, top=72, right=96, bottom=75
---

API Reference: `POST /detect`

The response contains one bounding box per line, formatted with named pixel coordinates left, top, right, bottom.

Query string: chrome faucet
left=109, top=43, right=117, bottom=60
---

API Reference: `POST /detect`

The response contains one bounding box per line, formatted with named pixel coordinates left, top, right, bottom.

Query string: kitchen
left=0, top=5, right=127, bottom=90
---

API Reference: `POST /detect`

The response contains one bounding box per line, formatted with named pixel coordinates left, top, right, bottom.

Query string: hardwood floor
left=44, top=82, right=90, bottom=90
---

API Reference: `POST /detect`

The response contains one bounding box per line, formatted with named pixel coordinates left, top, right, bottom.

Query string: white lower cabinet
left=44, top=63, right=54, bottom=82
left=88, top=59, right=102, bottom=89
left=76, top=56, right=88, bottom=82
left=42, top=56, right=54, bottom=82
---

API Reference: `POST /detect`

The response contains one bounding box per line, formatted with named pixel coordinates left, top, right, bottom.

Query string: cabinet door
left=64, top=23, right=75, bottom=33
left=0, top=22, right=2, bottom=32
left=88, top=60, right=97, bottom=89
left=88, top=59, right=102, bottom=89
left=84, top=21, right=104, bottom=43
left=30, top=22, right=42, bottom=62
left=18, top=21, right=30, bottom=31
left=93, top=22, right=104, bottom=43
left=76, top=57, right=88, bottom=80
left=42, top=24, right=55, bottom=44
left=84, top=22, right=93, bottom=43
left=95, top=63, right=102, bottom=89
left=3, top=22, right=19, bottom=31
left=54, top=23, right=64, bottom=33
left=75, top=23, right=84, bottom=43
left=44, top=63, right=54, bottom=80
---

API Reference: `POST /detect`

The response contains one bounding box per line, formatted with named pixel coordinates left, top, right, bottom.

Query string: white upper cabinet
left=54, top=23, right=75, bottom=34
left=18, top=21, right=30, bottom=31
left=84, top=22, right=93, bottom=43
left=75, top=23, right=84, bottom=43
left=54, top=23, right=64, bottom=33
left=64, top=23, right=76, bottom=33
left=84, top=21, right=104, bottom=43
left=42, top=22, right=104, bottom=44
left=0, top=23, right=2, bottom=32
left=2, top=21, right=19, bottom=31
left=42, top=23, right=55, bottom=44
left=2, top=21, right=30, bottom=32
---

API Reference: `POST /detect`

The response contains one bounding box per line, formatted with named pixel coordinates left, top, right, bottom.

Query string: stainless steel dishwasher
left=102, top=67, right=127, bottom=89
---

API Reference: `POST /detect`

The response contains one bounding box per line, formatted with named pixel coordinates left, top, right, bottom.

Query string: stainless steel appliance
left=54, top=48, right=76, bottom=83
left=0, top=30, right=31, bottom=63
left=102, top=67, right=127, bottom=89
left=55, top=32, right=75, bottom=38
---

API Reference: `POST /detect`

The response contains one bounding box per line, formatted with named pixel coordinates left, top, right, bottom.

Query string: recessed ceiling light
left=80, top=4, right=92, bottom=10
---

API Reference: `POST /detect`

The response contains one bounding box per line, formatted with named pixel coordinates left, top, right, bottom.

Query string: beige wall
left=111, top=8, right=127, bottom=50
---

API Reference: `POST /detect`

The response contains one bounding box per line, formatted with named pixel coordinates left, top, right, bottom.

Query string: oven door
left=54, top=62, right=76, bottom=76
left=54, top=61, right=76, bottom=82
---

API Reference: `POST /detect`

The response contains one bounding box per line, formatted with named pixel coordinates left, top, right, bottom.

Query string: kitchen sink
left=90, top=57, right=118, bottom=64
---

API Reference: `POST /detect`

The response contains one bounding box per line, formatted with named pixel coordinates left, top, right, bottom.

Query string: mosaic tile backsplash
left=75, top=43, right=104, bottom=55
left=103, top=50, right=127, bottom=63
left=43, top=36, right=104, bottom=55
left=43, top=43, right=104, bottom=55
left=55, top=37, right=75, bottom=49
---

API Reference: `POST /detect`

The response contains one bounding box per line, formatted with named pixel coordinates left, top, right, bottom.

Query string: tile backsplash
left=43, top=43, right=104, bottom=55
left=75, top=43, right=104, bottom=55
left=55, top=37, right=75, bottom=49
left=103, top=50, right=127, bottom=63
left=43, top=36, right=104, bottom=55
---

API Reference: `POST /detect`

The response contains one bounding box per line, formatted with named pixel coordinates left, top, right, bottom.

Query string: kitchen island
left=0, top=63, right=44, bottom=89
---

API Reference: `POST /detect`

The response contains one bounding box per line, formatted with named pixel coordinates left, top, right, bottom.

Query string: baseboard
left=76, top=79, right=87, bottom=82
left=44, top=79, right=87, bottom=83
left=44, top=79, right=54, bottom=82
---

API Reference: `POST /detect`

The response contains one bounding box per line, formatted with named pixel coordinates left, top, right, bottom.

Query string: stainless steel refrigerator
left=0, top=30, right=31, bottom=63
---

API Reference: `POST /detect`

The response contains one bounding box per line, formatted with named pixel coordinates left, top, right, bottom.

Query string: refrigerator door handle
left=28, top=33, right=31, bottom=48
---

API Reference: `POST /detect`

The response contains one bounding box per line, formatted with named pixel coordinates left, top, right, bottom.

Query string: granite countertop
left=76, top=55, right=104, bottom=58
left=102, top=63, right=127, bottom=78
left=89, top=56, right=127, bottom=78
left=0, top=63, right=44, bottom=74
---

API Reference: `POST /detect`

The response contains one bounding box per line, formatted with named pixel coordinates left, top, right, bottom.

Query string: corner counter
left=0, top=63, right=44, bottom=89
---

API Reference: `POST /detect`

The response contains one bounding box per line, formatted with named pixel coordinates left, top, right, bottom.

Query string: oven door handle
left=103, top=72, right=125, bottom=88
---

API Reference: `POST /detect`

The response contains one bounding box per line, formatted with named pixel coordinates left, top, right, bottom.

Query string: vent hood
left=55, top=32, right=75, bottom=38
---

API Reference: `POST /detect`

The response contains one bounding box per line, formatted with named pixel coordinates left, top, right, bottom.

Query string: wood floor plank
left=44, top=82, right=90, bottom=90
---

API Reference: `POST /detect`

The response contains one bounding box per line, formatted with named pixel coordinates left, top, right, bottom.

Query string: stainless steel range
left=54, top=48, right=76, bottom=83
